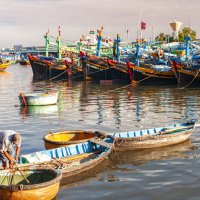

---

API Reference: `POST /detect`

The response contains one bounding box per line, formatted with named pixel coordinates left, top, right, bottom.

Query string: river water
left=0, top=64, right=200, bottom=200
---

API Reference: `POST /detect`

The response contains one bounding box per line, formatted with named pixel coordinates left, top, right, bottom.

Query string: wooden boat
left=28, top=54, right=68, bottom=81
left=0, top=62, right=10, bottom=72
left=106, top=119, right=196, bottom=151
left=0, top=167, right=62, bottom=200
left=44, top=130, right=96, bottom=149
left=17, top=139, right=112, bottom=180
left=18, top=91, right=59, bottom=106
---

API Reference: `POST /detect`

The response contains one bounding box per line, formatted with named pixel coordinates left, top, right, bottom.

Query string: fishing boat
left=0, top=62, right=10, bottom=72
left=17, top=139, right=112, bottom=180
left=0, top=167, right=62, bottom=200
left=28, top=54, right=68, bottom=81
left=18, top=91, right=59, bottom=106
left=106, top=119, right=196, bottom=151
left=43, top=130, right=96, bottom=149
left=43, top=120, right=196, bottom=151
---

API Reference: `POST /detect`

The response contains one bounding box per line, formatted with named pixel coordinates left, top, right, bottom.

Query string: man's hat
left=13, top=133, right=21, bottom=144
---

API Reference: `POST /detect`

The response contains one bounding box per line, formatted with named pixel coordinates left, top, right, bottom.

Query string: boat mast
left=96, top=26, right=103, bottom=57
left=136, top=41, right=140, bottom=66
left=184, top=35, right=191, bottom=61
left=57, top=26, right=62, bottom=60
left=44, top=29, right=49, bottom=57
left=115, top=34, right=121, bottom=61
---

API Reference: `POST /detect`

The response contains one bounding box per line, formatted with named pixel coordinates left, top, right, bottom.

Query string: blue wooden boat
left=17, top=139, right=112, bottom=179
left=103, top=119, right=196, bottom=151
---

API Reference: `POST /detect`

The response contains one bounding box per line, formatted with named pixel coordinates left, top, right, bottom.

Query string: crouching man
left=0, top=130, right=21, bottom=169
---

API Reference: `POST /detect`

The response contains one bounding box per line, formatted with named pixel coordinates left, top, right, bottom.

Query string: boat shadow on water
left=109, top=139, right=195, bottom=171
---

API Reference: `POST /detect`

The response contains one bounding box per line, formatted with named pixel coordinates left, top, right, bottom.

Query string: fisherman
left=0, top=130, right=21, bottom=169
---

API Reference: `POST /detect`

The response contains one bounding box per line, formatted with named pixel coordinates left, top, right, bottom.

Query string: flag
left=141, top=21, right=146, bottom=30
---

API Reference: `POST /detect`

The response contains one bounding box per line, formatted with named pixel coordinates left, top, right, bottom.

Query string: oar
left=14, top=164, right=30, bottom=184
left=159, top=126, right=191, bottom=134
left=10, top=170, right=15, bottom=186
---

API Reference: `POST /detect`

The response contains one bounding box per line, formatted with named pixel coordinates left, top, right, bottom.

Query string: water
left=0, top=64, right=200, bottom=200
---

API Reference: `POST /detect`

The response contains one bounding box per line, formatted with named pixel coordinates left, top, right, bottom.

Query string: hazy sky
left=0, top=0, right=199, bottom=48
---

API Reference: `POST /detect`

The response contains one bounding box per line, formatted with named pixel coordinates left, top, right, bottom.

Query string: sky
left=0, top=0, right=199, bottom=48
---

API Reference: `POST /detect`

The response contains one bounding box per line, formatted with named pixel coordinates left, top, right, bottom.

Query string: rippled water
left=0, top=64, right=200, bottom=200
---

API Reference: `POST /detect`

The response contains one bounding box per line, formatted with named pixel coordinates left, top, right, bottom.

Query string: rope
left=179, top=69, right=200, bottom=89
left=33, top=68, right=68, bottom=85
left=134, top=70, right=158, bottom=83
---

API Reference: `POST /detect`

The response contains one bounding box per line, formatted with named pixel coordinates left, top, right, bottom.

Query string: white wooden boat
left=18, top=91, right=59, bottom=106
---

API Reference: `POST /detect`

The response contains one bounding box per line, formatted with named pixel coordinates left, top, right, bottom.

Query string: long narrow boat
left=17, top=139, right=112, bottom=180
left=18, top=91, right=59, bottom=106
left=107, top=119, right=196, bottom=151
left=0, top=167, right=62, bottom=200
left=42, top=120, right=196, bottom=151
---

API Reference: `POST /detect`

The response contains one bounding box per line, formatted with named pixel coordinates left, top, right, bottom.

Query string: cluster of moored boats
left=24, top=30, right=200, bottom=88
left=0, top=30, right=199, bottom=200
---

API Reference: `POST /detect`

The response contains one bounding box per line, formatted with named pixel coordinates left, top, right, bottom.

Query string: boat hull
left=133, top=65, right=177, bottom=84
left=173, top=68, right=200, bottom=87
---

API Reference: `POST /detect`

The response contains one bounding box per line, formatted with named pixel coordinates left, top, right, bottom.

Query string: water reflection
left=110, top=140, right=194, bottom=170
left=0, top=71, right=10, bottom=76
left=19, top=105, right=60, bottom=118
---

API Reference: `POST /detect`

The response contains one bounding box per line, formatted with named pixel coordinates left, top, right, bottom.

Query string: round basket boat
left=43, top=130, right=96, bottom=150
left=0, top=167, right=62, bottom=200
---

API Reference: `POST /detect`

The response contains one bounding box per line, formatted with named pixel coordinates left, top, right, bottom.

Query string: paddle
left=158, top=126, right=192, bottom=135
left=13, top=163, right=30, bottom=184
